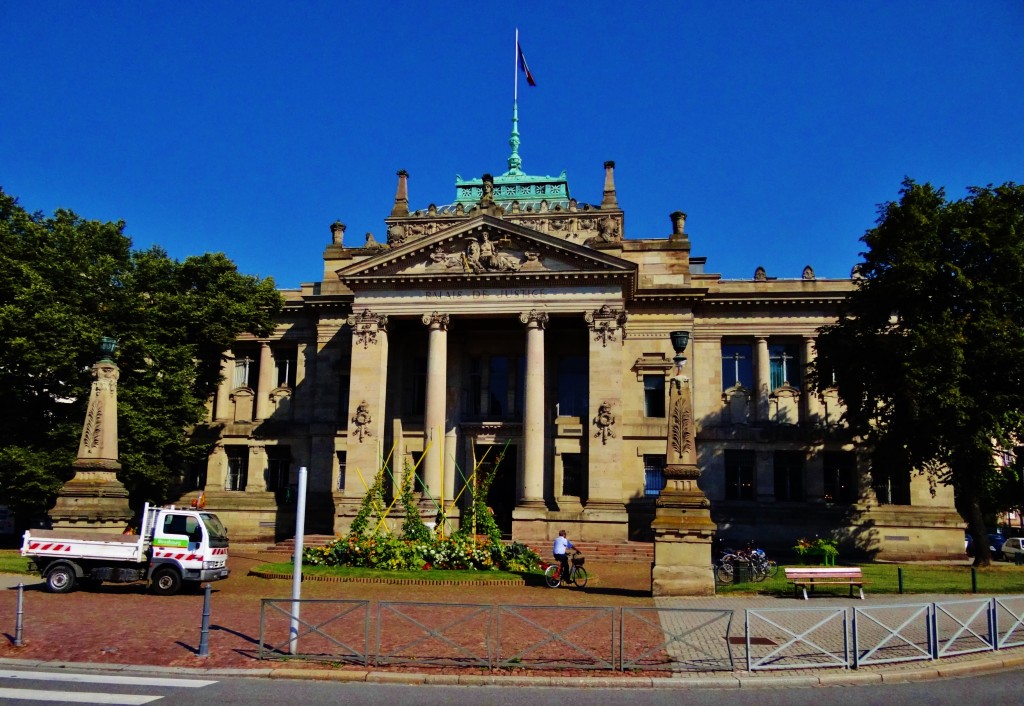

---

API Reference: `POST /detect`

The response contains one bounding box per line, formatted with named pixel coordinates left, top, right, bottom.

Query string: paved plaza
left=2, top=545, right=1022, bottom=687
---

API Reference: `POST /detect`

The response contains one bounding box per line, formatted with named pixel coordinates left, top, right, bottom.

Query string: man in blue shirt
left=552, top=529, right=575, bottom=584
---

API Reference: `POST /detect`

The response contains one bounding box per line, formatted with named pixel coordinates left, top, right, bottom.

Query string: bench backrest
left=785, top=567, right=862, bottom=579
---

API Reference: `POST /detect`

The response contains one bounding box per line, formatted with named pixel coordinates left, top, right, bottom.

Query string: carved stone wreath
left=584, top=305, right=627, bottom=347
left=347, top=309, right=389, bottom=349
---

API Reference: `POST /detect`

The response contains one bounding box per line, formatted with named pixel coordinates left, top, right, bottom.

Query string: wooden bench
left=784, top=567, right=869, bottom=600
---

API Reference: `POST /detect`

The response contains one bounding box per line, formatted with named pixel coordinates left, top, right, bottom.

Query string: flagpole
left=514, top=27, right=519, bottom=103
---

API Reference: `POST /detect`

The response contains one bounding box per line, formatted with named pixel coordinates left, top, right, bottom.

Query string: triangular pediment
left=336, top=215, right=635, bottom=287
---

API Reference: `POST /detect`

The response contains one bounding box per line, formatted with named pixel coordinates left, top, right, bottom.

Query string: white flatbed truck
left=21, top=503, right=230, bottom=595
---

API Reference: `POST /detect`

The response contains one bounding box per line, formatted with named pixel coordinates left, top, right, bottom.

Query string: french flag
left=518, top=42, right=536, bottom=87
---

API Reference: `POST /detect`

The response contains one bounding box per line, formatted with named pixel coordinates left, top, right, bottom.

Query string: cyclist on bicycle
left=552, top=529, right=576, bottom=585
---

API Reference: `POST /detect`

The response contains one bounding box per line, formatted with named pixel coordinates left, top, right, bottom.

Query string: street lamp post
left=650, top=330, right=717, bottom=596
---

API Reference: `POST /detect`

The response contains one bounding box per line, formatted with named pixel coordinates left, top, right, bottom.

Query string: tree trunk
left=965, top=493, right=991, bottom=568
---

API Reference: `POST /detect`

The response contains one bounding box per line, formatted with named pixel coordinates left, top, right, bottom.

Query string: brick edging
left=249, top=570, right=526, bottom=586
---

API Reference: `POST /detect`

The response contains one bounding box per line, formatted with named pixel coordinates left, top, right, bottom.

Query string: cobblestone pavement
left=2, top=545, right=1022, bottom=688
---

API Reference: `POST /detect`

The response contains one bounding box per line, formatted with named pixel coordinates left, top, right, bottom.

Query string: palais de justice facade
left=182, top=159, right=965, bottom=561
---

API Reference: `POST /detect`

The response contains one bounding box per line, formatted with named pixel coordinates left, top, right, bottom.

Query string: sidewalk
left=2, top=545, right=1022, bottom=688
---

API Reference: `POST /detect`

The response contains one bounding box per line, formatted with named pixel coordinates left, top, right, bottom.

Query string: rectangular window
left=557, top=356, right=588, bottom=417
left=561, top=453, right=583, bottom=496
left=643, top=376, right=666, bottom=417
left=724, top=450, right=756, bottom=500
left=275, top=351, right=296, bottom=389
left=823, top=451, right=858, bottom=503
left=872, top=465, right=911, bottom=505
left=266, top=446, right=291, bottom=492
left=773, top=451, right=804, bottom=501
left=232, top=356, right=253, bottom=389
left=721, top=343, right=754, bottom=391
left=338, top=369, right=351, bottom=419
left=769, top=343, right=801, bottom=390
left=225, top=448, right=248, bottom=491
left=336, top=451, right=347, bottom=491
left=467, top=357, right=483, bottom=417
left=643, top=454, right=667, bottom=497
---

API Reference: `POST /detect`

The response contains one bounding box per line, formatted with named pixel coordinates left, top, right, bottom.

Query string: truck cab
left=148, top=508, right=230, bottom=595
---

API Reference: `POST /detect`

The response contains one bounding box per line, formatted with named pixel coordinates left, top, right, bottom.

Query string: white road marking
left=0, top=687, right=161, bottom=704
left=0, top=669, right=216, bottom=687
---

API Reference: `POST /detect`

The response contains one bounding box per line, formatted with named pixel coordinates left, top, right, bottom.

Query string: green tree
left=812, top=180, right=1024, bottom=566
left=0, top=188, right=283, bottom=525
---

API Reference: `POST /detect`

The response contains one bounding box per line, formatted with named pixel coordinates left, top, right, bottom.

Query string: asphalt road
left=2, top=666, right=1024, bottom=706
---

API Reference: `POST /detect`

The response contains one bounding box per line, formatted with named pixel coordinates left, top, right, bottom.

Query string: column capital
left=421, top=311, right=450, bottom=330
left=346, top=308, right=389, bottom=348
left=584, top=305, right=627, bottom=347
left=519, top=309, right=549, bottom=328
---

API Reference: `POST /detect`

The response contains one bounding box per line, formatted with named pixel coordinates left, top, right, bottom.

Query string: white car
left=1001, top=536, right=1024, bottom=563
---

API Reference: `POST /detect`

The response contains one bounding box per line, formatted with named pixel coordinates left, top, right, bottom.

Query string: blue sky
left=2, top=2, right=1021, bottom=289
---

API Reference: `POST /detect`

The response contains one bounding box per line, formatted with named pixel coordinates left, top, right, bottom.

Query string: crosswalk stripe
left=0, top=687, right=161, bottom=704
left=0, top=670, right=216, bottom=688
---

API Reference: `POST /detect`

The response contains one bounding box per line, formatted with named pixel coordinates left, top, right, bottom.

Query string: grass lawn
left=716, top=562, right=1024, bottom=595
left=252, top=561, right=537, bottom=582
left=0, top=549, right=32, bottom=575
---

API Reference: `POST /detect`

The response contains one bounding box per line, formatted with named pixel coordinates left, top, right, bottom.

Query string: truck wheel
left=45, top=564, right=77, bottom=594
left=151, top=567, right=183, bottom=596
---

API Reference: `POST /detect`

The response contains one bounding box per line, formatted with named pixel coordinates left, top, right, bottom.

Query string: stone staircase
left=267, top=535, right=338, bottom=552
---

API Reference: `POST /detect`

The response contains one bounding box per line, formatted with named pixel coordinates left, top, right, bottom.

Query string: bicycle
left=544, top=551, right=588, bottom=588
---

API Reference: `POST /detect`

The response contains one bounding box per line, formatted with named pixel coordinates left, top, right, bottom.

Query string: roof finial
left=601, top=161, right=618, bottom=208
left=390, top=170, right=410, bottom=217
left=507, top=101, right=524, bottom=176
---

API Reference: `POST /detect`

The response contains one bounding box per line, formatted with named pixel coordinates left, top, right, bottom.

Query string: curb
left=248, top=570, right=526, bottom=586
left=2, top=653, right=1020, bottom=689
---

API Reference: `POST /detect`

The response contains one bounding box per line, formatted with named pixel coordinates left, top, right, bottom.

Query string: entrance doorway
left=474, top=443, right=517, bottom=539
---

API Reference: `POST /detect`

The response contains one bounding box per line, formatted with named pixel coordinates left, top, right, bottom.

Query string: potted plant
left=793, top=536, right=839, bottom=566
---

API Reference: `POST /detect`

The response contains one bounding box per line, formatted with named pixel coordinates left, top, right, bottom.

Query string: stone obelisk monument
left=49, top=337, right=133, bottom=532
left=651, top=330, right=717, bottom=595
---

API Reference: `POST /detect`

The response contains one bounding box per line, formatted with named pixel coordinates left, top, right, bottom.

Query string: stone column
left=421, top=312, right=449, bottom=504
left=255, top=342, right=275, bottom=420
left=651, top=332, right=716, bottom=596
left=803, top=336, right=820, bottom=426
left=755, top=336, right=771, bottom=422
left=214, top=351, right=234, bottom=421
left=337, top=309, right=389, bottom=533
left=519, top=310, right=548, bottom=506
left=582, top=306, right=628, bottom=542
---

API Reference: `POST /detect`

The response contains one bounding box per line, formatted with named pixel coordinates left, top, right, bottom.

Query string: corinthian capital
left=519, top=309, right=549, bottom=328
left=421, top=311, right=450, bottom=330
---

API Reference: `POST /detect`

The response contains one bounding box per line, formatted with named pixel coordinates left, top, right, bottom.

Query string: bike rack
left=376, top=601, right=492, bottom=668
left=620, top=607, right=734, bottom=672
left=746, top=607, right=849, bottom=671
left=852, top=603, right=932, bottom=668
left=496, top=604, right=615, bottom=670
left=258, top=598, right=370, bottom=663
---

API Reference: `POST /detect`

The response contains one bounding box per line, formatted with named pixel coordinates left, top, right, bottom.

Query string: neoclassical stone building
left=184, top=158, right=965, bottom=560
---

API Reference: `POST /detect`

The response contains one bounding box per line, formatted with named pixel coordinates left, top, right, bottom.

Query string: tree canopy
left=812, top=180, right=1024, bottom=565
left=0, top=188, right=284, bottom=525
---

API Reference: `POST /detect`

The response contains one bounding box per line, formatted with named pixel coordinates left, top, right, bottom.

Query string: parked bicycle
left=544, top=550, right=588, bottom=588
left=715, top=541, right=777, bottom=584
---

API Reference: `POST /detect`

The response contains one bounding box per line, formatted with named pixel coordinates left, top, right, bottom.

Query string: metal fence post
left=14, top=583, right=24, bottom=647
left=198, top=583, right=212, bottom=657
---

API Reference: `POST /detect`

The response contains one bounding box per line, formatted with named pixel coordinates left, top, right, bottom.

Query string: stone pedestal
left=651, top=356, right=717, bottom=596
left=50, top=353, right=133, bottom=533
